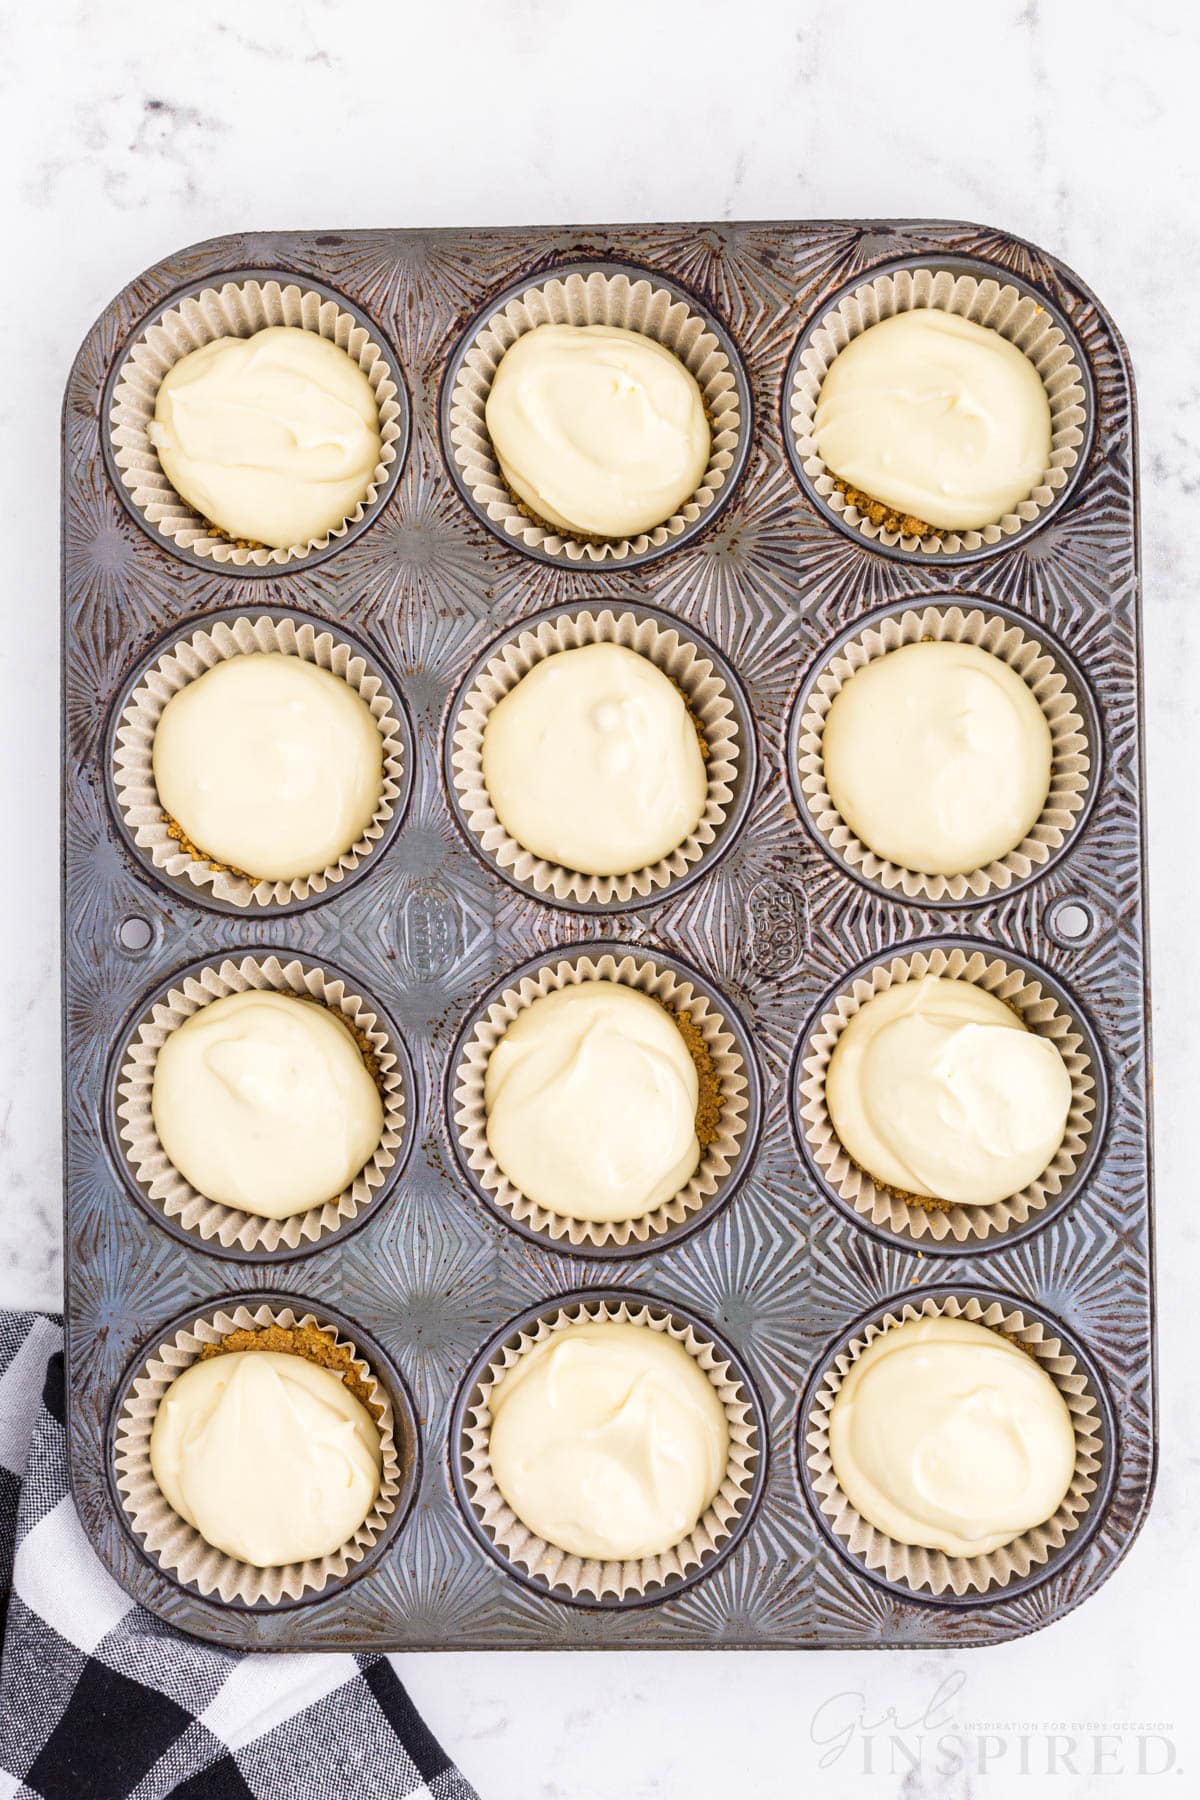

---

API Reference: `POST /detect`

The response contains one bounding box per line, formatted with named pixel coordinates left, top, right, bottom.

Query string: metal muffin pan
left=62, top=221, right=1153, bottom=1650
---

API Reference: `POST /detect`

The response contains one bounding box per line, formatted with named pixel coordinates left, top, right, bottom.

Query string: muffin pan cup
left=798, top=1286, right=1113, bottom=1602
left=784, top=255, right=1093, bottom=561
left=109, top=951, right=416, bottom=1259
left=111, top=1295, right=420, bottom=1608
left=786, top=597, right=1099, bottom=905
left=108, top=607, right=415, bottom=913
left=452, top=1290, right=764, bottom=1605
left=791, top=937, right=1106, bottom=1249
left=447, top=942, right=761, bottom=1254
left=442, top=261, right=751, bottom=567
left=104, top=270, right=410, bottom=572
left=63, top=222, right=1152, bottom=1652
left=446, top=601, right=756, bottom=911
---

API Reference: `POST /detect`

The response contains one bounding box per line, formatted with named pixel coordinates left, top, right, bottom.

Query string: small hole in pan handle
left=1045, top=897, right=1097, bottom=949
left=116, top=914, right=154, bottom=954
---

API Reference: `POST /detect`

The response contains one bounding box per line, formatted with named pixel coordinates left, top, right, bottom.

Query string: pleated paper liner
left=787, top=262, right=1090, bottom=556
left=111, top=613, right=408, bottom=910
left=457, top=1296, right=760, bottom=1603
left=803, top=1292, right=1105, bottom=1598
left=448, top=606, right=747, bottom=908
left=794, top=943, right=1100, bottom=1246
left=451, top=947, right=755, bottom=1251
left=107, top=274, right=406, bottom=568
left=791, top=602, right=1095, bottom=902
left=114, top=954, right=410, bottom=1255
left=445, top=264, right=746, bottom=564
left=113, top=1300, right=410, bottom=1606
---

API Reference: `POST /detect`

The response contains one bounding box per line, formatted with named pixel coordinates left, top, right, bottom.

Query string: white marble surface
left=2, top=1, right=1197, bottom=1794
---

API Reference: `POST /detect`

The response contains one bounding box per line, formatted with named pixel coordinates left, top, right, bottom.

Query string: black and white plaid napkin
left=0, top=1312, right=480, bottom=1800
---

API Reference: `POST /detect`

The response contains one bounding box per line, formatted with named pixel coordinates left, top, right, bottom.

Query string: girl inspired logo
left=809, top=1673, right=1179, bottom=1780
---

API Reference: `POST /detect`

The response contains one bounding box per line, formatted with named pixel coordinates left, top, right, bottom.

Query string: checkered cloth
left=0, top=1313, right=479, bottom=1800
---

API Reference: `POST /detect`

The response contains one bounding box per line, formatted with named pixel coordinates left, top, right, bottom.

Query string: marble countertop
left=2, top=1, right=1197, bottom=1794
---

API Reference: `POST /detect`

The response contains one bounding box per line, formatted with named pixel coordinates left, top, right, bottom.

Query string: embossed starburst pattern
left=62, top=221, right=1152, bottom=1653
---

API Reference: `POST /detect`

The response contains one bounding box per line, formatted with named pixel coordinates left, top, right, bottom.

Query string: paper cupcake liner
left=789, top=265, right=1089, bottom=555
left=112, top=614, right=406, bottom=909
left=108, top=276, right=405, bottom=568
left=804, top=1292, right=1104, bottom=1596
left=452, top=949, right=752, bottom=1250
left=449, top=608, right=743, bottom=907
left=446, top=266, right=744, bottom=563
left=793, top=604, right=1094, bottom=902
left=460, top=1297, right=759, bottom=1601
left=113, top=1301, right=405, bottom=1605
left=796, top=945, right=1097, bottom=1245
left=115, top=954, right=408, bottom=1255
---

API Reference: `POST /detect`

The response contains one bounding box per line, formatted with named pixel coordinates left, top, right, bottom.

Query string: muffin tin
left=62, top=221, right=1153, bottom=1650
